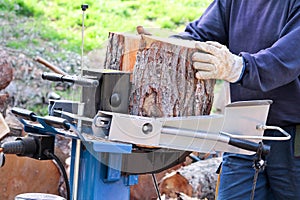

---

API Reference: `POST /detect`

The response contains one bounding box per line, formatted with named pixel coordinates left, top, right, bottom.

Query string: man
left=175, top=0, right=300, bottom=199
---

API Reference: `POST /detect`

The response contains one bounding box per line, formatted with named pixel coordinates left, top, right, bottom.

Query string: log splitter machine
left=0, top=4, right=291, bottom=200
left=0, top=68, right=291, bottom=200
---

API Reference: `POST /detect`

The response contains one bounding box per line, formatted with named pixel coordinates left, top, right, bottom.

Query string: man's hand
left=192, top=41, right=244, bottom=83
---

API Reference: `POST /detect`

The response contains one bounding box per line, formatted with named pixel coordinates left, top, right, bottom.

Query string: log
left=130, top=157, right=222, bottom=200
left=0, top=112, right=10, bottom=139
left=159, top=171, right=193, bottom=198
left=0, top=49, right=13, bottom=90
left=0, top=155, right=61, bottom=199
left=104, top=32, right=140, bottom=72
left=130, top=162, right=184, bottom=200
left=104, top=33, right=215, bottom=117
left=104, top=32, right=216, bottom=200
left=160, top=157, right=222, bottom=200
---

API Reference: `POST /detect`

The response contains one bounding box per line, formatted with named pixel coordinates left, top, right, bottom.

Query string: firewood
left=0, top=112, right=9, bottom=139
left=0, top=50, right=13, bottom=90
left=105, top=32, right=216, bottom=200
left=104, top=32, right=140, bottom=72
left=104, top=32, right=215, bottom=117
left=159, top=171, right=193, bottom=198
left=0, top=155, right=61, bottom=199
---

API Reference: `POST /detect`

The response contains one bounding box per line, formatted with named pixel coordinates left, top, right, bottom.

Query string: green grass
left=0, top=0, right=212, bottom=53
left=6, top=40, right=27, bottom=49
left=0, top=0, right=213, bottom=115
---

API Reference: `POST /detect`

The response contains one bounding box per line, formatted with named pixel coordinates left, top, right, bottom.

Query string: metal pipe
left=161, top=126, right=230, bottom=143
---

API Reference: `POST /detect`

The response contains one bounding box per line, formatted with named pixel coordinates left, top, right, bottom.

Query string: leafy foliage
left=0, top=0, right=212, bottom=53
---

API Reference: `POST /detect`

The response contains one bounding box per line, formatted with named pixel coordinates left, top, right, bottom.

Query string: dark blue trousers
left=217, top=125, right=300, bottom=200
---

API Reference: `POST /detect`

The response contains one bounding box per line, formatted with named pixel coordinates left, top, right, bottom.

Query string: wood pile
left=0, top=48, right=67, bottom=199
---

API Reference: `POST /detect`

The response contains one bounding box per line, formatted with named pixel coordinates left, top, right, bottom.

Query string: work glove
left=192, top=41, right=244, bottom=83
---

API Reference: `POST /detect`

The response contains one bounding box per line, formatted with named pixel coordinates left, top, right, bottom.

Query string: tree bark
left=104, top=33, right=215, bottom=117
left=104, top=32, right=140, bottom=72
left=160, top=157, right=222, bottom=200
left=104, top=33, right=217, bottom=199
left=0, top=49, right=13, bottom=90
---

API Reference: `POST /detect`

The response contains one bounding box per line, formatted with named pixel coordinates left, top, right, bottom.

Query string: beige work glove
left=192, top=41, right=244, bottom=83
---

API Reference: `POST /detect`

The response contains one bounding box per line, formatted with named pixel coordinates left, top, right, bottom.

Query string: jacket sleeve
left=239, top=5, right=300, bottom=92
left=178, top=0, right=228, bottom=45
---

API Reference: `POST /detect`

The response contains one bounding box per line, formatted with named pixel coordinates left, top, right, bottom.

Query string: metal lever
left=221, top=124, right=291, bottom=141
left=12, top=107, right=79, bottom=139
left=228, top=138, right=270, bottom=156
left=42, top=72, right=99, bottom=87
left=42, top=116, right=70, bottom=130
left=12, top=107, right=37, bottom=121
left=12, top=107, right=71, bottom=130
left=161, top=126, right=270, bottom=155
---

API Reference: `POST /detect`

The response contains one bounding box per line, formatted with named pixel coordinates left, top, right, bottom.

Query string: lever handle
left=42, top=72, right=63, bottom=82
left=229, top=137, right=270, bottom=155
left=42, top=72, right=98, bottom=87
left=42, top=116, right=70, bottom=130
left=12, top=107, right=37, bottom=121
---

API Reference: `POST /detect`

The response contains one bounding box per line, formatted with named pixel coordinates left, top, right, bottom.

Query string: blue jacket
left=179, top=0, right=300, bottom=126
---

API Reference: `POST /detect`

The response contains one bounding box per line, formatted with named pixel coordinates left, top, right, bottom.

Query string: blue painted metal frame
left=69, top=140, right=138, bottom=200
left=19, top=115, right=138, bottom=200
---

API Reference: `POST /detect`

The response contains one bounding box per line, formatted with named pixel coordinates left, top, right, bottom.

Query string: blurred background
left=0, top=0, right=213, bottom=115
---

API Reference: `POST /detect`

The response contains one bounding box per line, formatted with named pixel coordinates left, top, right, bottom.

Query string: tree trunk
left=104, top=33, right=215, bottom=117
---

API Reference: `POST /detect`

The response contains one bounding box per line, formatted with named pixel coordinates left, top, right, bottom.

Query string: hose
left=44, top=150, right=70, bottom=200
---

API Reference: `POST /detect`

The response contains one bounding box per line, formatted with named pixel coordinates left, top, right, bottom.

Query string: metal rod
left=161, top=126, right=230, bottom=143
left=220, top=124, right=291, bottom=141
left=152, top=173, right=161, bottom=200
left=72, top=103, right=85, bottom=200
left=81, top=9, right=85, bottom=71
left=72, top=140, right=81, bottom=200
